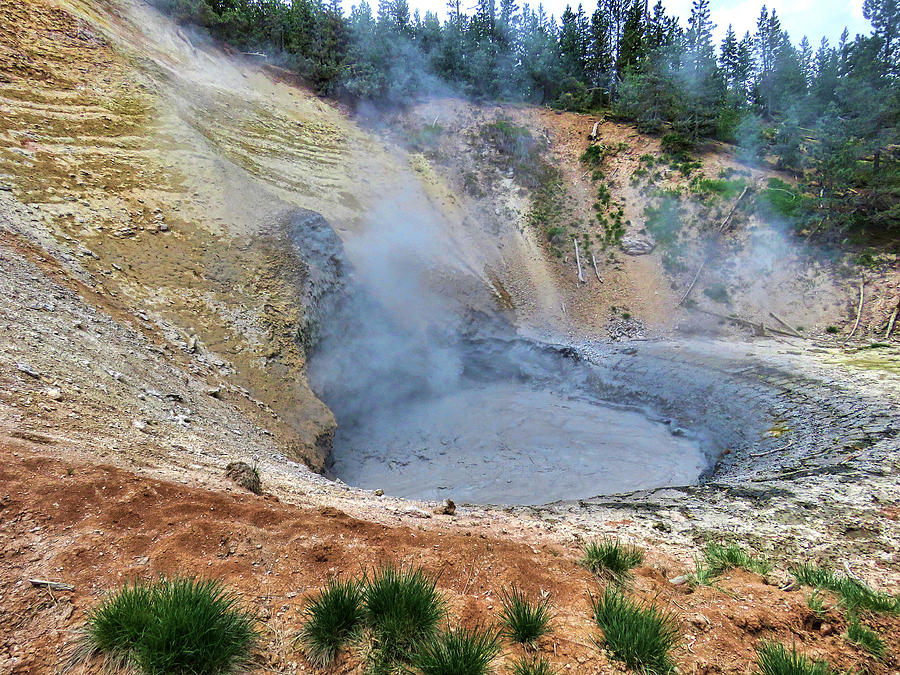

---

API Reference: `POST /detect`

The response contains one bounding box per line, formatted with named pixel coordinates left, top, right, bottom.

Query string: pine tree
left=863, top=0, right=899, bottom=67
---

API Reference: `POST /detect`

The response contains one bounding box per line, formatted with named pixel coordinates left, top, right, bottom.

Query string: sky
left=344, top=0, right=872, bottom=47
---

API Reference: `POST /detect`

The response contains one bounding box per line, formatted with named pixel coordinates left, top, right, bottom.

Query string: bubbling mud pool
left=329, top=381, right=706, bottom=504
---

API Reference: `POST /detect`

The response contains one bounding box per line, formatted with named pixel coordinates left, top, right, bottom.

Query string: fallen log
left=691, top=308, right=800, bottom=338
left=591, top=253, right=602, bottom=283
left=768, top=312, right=803, bottom=338
left=843, top=280, right=864, bottom=345
left=885, top=299, right=899, bottom=339
left=29, top=579, right=74, bottom=591
left=573, top=238, right=585, bottom=283
left=677, top=187, right=749, bottom=306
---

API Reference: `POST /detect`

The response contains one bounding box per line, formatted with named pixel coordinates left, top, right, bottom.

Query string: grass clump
left=591, top=587, right=679, bottom=674
left=498, top=586, right=553, bottom=646
left=690, top=542, right=772, bottom=587
left=754, top=642, right=832, bottom=675
left=298, top=578, right=364, bottom=666
left=364, top=566, right=446, bottom=666
left=581, top=538, right=644, bottom=583
left=792, top=563, right=900, bottom=613
left=846, top=618, right=887, bottom=659
left=410, top=626, right=502, bottom=675
left=509, top=654, right=556, bottom=675
left=703, top=543, right=773, bottom=577
left=78, top=577, right=257, bottom=675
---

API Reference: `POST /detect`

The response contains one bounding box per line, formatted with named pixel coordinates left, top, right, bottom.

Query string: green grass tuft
left=755, top=642, right=833, bottom=675
left=498, top=586, right=553, bottom=645
left=591, top=587, right=680, bottom=674
left=581, top=538, right=644, bottom=583
left=410, top=626, right=502, bottom=675
left=703, top=543, right=773, bottom=577
left=363, top=566, right=446, bottom=665
left=298, top=578, right=364, bottom=666
left=79, top=577, right=258, bottom=675
left=508, top=654, right=557, bottom=675
left=846, top=618, right=886, bottom=659
left=792, top=563, right=900, bottom=614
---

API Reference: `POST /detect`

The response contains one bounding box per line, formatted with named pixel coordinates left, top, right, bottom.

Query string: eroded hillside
left=1, top=0, right=899, bottom=673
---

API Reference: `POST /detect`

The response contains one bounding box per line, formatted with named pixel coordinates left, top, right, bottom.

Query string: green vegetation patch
left=298, top=578, right=364, bottom=666
left=791, top=563, right=900, bottom=614
left=509, top=655, right=557, bottom=675
left=759, top=178, right=803, bottom=221
left=581, top=538, right=645, bottom=584
left=690, top=542, right=772, bottom=587
left=755, top=642, right=833, bottom=675
left=498, top=586, right=554, bottom=646
left=591, top=587, right=679, bottom=674
left=78, top=577, right=258, bottom=675
left=691, top=176, right=748, bottom=200
left=409, top=626, right=502, bottom=675
left=846, top=618, right=887, bottom=659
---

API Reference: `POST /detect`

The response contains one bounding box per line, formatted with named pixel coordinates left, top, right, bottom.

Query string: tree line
left=157, top=0, right=899, bottom=235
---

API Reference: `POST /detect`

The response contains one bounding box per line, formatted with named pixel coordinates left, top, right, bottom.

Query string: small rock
left=689, top=613, right=710, bottom=631
left=187, top=335, right=197, bottom=353
left=225, top=461, right=263, bottom=495
left=402, top=507, right=431, bottom=519
left=157, top=223, right=168, bottom=232
left=206, top=386, right=222, bottom=398
left=132, top=419, right=148, bottom=432
left=433, top=499, right=456, bottom=515
left=45, top=388, right=63, bottom=401
left=16, top=363, right=40, bottom=378
left=819, top=622, right=834, bottom=636
left=373, top=489, right=384, bottom=496
left=669, top=575, right=689, bottom=585
left=619, top=234, right=656, bottom=255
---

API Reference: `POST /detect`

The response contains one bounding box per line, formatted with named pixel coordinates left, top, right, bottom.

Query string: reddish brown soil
left=2, top=438, right=897, bottom=674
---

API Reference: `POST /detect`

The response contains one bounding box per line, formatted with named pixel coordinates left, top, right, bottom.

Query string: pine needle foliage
left=580, top=538, right=644, bottom=583
left=79, top=577, right=258, bottom=675
left=754, top=642, right=833, bottom=675
left=591, top=587, right=680, bottom=674
left=498, top=587, right=553, bottom=645
left=298, top=578, right=364, bottom=666
left=410, top=626, right=502, bottom=675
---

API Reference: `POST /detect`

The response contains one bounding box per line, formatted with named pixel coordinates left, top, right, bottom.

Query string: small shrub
left=298, top=578, right=364, bottom=666
left=498, top=587, right=553, bottom=645
left=792, top=563, right=900, bottom=613
left=702, top=284, right=730, bottom=304
left=581, top=538, right=644, bottom=583
left=364, top=566, right=446, bottom=663
left=760, top=178, right=803, bottom=221
left=591, top=587, right=680, bottom=674
left=660, top=132, right=692, bottom=157
left=509, top=654, right=556, bottom=675
left=580, top=144, right=610, bottom=167
left=846, top=618, right=886, bottom=659
left=755, top=642, right=832, bottom=675
left=825, top=325, right=840, bottom=334
left=78, top=577, right=258, bottom=675
left=410, top=626, right=502, bottom=675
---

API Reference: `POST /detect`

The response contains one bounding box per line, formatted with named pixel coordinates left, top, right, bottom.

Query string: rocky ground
left=0, top=0, right=899, bottom=673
